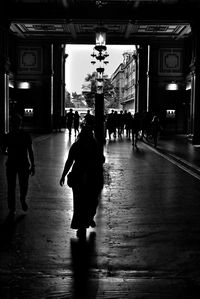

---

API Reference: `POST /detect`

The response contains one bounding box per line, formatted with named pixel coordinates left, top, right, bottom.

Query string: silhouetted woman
left=60, top=126, right=105, bottom=238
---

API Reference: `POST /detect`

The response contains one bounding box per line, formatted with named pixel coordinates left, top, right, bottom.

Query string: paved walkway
left=146, top=134, right=200, bottom=180
left=0, top=132, right=200, bottom=298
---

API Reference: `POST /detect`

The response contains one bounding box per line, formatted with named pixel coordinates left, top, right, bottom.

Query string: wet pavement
left=1, top=131, right=200, bottom=298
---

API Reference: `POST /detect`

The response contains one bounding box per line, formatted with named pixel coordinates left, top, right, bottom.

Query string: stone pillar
left=52, top=43, right=66, bottom=130
left=95, top=93, right=105, bottom=154
left=190, top=23, right=200, bottom=145
left=189, top=65, right=195, bottom=137
left=137, top=45, right=148, bottom=113
left=0, top=23, right=10, bottom=140
left=134, top=47, right=139, bottom=113
left=146, top=45, right=151, bottom=112
left=38, top=43, right=53, bottom=133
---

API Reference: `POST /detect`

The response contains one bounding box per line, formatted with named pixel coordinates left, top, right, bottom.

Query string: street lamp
left=90, top=28, right=109, bottom=93
left=96, top=67, right=104, bottom=75
left=95, top=31, right=106, bottom=52
left=96, top=31, right=106, bottom=46
left=90, top=28, right=109, bottom=146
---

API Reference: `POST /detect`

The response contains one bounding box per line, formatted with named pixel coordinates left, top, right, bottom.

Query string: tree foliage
left=106, top=86, right=120, bottom=109
left=65, top=90, right=75, bottom=108
left=84, top=72, right=97, bottom=108
left=84, top=72, right=117, bottom=109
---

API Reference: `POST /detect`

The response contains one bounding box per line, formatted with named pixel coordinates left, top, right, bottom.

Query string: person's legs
left=72, top=184, right=92, bottom=238
left=132, top=132, right=138, bottom=147
left=108, top=129, right=111, bottom=139
left=76, top=227, right=86, bottom=238
left=87, top=177, right=102, bottom=228
left=74, top=127, right=79, bottom=136
left=18, top=167, right=29, bottom=211
left=68, top=125, right=72, bottom=136
left=118, top=126, right=121, bottom=137
left=6, top=166, right=17, bottom=214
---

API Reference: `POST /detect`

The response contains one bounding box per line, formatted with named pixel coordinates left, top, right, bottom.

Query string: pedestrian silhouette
left=2, top=113, right=35, bottom=218
left=60, top=125, right=105, bottom=238
left=117, top=110, right=124, bottom=138
left=132, top=112, right=141, bottom=148
left=106, top=110, right=116, bottom=140
left=141, top=111, right=152, bottom=141
left=66, top=108, right=74, bottom=136
left=74, top=110, right=80, bottom=137
left=126, top=111, right=133, bottom=139
left=151, top=115, right=160, bottom=147
left=84, top=110, right=95, bottom=131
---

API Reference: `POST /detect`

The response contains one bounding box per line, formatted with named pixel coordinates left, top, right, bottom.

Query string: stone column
left=146, top=45, right=151, bottom=112
left=190, top=23, right=200, bottom=145
left=52, top=43, right=66, bottom=130
left=95, top=92, right=105, bottom=154
left=0, top=23, right=10, bottom=140
left=137, top=45, right=148, bottom=113
left=133, top=47, right=139, bottom=113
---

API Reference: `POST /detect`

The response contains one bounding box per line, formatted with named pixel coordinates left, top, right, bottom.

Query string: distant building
left=111, top=51, right=136, bottom=113
left=82, top=82, right=91, bottom=93
left=72, top=94, right=87, bottom=108
left=110, top=63, right=124, bottom=109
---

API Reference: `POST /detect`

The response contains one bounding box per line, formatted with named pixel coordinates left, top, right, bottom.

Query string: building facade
left=121, top=52, right=136, bottom=112
left=110, top=63, right=124, bottom=109
left=111, top=51, right=136, bottom=113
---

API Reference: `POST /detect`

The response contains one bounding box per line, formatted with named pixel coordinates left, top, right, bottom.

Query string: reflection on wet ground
left=1, top=132, right=200, bottom=298
left=70, top=232, right=98, bottom=299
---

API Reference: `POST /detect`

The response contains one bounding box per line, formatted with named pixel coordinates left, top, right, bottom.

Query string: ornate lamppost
left=90, top=28, right=109, bottom=146
left=91, top=29, right=109, bottom=92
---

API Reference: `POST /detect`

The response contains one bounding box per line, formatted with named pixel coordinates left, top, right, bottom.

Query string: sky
left=65, top=44, right=136, bottom=94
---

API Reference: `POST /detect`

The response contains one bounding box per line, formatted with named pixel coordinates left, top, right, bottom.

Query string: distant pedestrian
left=126, top=112, right=133, bottom=139
left=66, top=108, right=74, bottom=136
left=123, top=110, right=129, bottom=137
left=60, top=125, right=105, bottom=238
left=84, top=110, right=95, bottom=131
left=113, top=111, right=118, bottom=139
left=2, top=113, right=35, bottom=218
left=74, top=111, right=80, bottom=137
left=151, top=115, right=160, bottom=147
left=132, top=112, right=141, bottom=148
left=106, top=110, right=116, bottom=140
left=141, top=111, right=152, bottom=141
left=117, top=110, right=124, bottom=138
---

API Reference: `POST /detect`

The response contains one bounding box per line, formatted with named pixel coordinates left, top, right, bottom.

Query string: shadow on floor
left=70, top=231, right=99, bottom=299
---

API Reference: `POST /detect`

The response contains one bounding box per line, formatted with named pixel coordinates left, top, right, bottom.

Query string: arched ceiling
left=4, top=0, right=198, bottom=44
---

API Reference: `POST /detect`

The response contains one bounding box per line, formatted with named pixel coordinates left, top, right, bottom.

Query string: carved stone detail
left=18, top=47, right=42, bottom=73
left=159, top=48, right=183, bottom=75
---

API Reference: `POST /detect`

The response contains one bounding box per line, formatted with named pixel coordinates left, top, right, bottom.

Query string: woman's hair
left=78, top=125, right=94, bottom=139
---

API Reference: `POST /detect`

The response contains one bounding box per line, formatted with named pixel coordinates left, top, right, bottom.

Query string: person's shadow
left=70, top=231, right=99, bottom=299
left=0, top=214, right=26, bottom=251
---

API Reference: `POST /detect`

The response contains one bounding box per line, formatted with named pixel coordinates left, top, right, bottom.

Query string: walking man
left=66, top=108, right=74, bottom=136
left=2, top=113, right=35, bottom=218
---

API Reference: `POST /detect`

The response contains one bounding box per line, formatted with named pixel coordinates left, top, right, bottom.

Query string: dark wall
left=9, top=39, right=53, bottom=132
left=148, top=39, right=191, bottom=134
